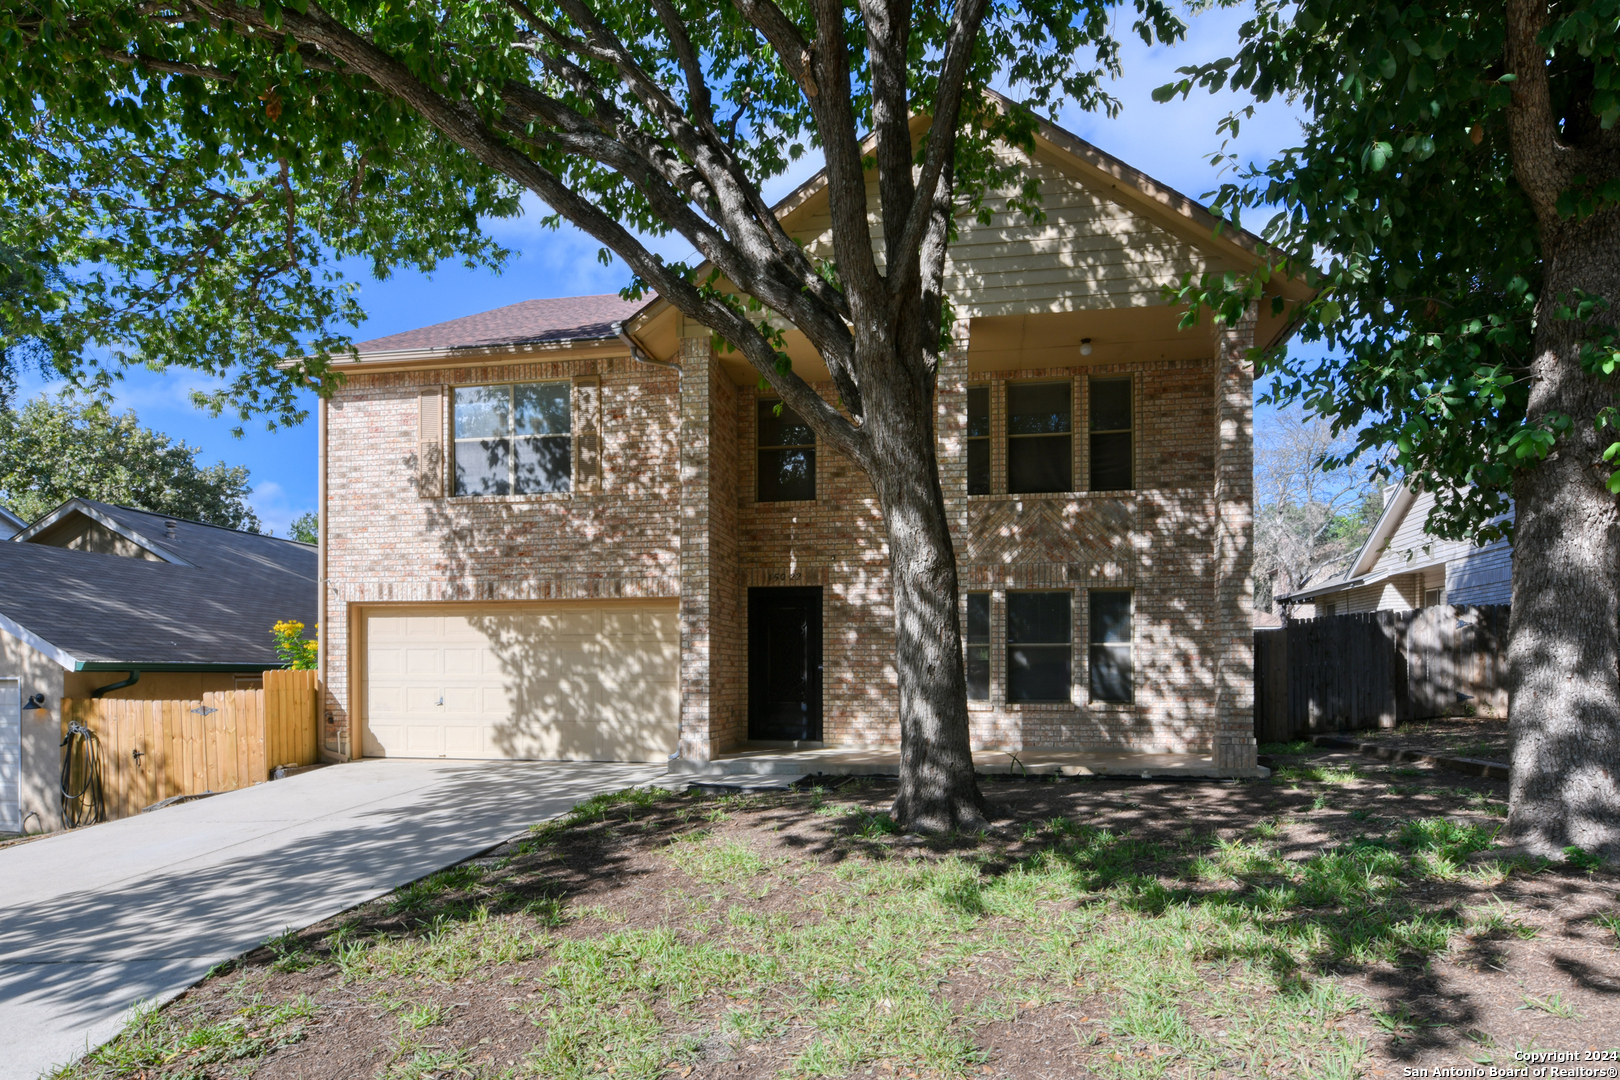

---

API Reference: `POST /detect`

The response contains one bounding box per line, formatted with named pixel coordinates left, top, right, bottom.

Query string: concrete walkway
left=0, top=759, right=664, bottom=1080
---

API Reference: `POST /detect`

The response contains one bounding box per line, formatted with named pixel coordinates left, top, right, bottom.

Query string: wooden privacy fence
left=1254, top=604, right=1509, bottom=744
left=61, top=668, right=322, bottom=822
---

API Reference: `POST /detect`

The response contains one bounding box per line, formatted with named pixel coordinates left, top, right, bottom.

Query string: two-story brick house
left=317, top=114, right=1307, bottom=774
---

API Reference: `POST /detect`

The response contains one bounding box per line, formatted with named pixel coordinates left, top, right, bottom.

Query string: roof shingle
left=351, top=294, right=649, bottom=355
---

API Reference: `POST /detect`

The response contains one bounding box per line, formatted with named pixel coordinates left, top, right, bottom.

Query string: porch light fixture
left=22, top=693, right=45, bottom=710
left=1079, top=338, right=1094, bottom=356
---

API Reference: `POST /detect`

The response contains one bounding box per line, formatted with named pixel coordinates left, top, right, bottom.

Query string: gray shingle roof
left=0, top=502, right=316, bottom=668
left=351, top=294, right=649, bottom=354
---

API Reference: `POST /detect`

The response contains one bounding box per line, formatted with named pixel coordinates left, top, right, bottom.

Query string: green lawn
left=56, top=751, right=1620, bottom=1080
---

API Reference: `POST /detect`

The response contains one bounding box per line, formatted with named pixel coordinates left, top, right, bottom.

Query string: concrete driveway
left=0, top=758, right=666, bottom=1080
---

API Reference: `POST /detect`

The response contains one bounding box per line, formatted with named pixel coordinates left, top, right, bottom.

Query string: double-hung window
left=453, top=382, right=572, bottom=496
left=965, top=593, right=990, bottom=700
left=1007, top=591, right=1071, bottom=702
left=758, top=400, right=816, bottom=502
left=966, top=386, right=990, bottom=495
left=1088, top=590, right=1134, bottom=703
left=1007, top=382, right=1072, bottom=494
left=1089, top=378, right=1133, bottom=491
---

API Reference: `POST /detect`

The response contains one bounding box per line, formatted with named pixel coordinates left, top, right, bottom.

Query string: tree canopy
left=1158, top=0, right=1620, bottom=539
left=0, top=393, right=261, bottom=529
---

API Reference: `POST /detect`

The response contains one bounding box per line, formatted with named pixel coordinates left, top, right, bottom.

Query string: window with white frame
left=1007, top=591, right=1072, bottom=702
left=1088, top=589, right=1133, bottom=703
left=453, top=382, right=572, bottom=495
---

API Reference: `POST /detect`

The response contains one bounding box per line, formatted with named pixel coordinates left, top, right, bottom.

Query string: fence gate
left=1253, top=605, right=1508, bottom=742
left=61, top=669, right=322, bottom=823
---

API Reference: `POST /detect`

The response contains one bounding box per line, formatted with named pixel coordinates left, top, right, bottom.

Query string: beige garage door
left=363, top=602, right=678, bottom=762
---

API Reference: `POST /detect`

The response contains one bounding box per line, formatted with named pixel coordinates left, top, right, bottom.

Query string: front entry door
left=748, top=587, right=822, bottom=742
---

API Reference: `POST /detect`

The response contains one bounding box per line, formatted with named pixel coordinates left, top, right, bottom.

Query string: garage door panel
left=366, top=602, right=677, bottom=762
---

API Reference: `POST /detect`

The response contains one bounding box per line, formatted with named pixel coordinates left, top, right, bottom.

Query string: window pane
left=1009, top=435, right=1072, bottom=493
left=967, top=439, right=990, bottom=495
left=514, top=436, right=572, bottom=494
left=1008, top=645, right=1070, bottom=702
left=455, top=438, right=510, bottom=495
left=966, top=593, right=990, bottom=643
left=967, top=385, right=990, bottom=438
left=454, top=386, right=509, bottom=439
left=967, top=646, right=990, bottom=701
left=759, top=448, right=816, bottom=501
left=1090, top=431, right=1132, bottom=491
left=1090, top=378, right=1132, bottom=432
left=1007, top=382, right=1070, bottom=435
left=1090, top=644, right=1133, bottom=703
left=1007, top=592, right=1070, bottom=644
left=515, top=382, right=570, bottom=436
left=758, top=400, right=814, bottom=447
left=1089, top=591, right=1132, bottom=643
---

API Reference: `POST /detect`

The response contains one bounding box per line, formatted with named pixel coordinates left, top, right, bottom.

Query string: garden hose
left=60, top=720, right=105, bottom=829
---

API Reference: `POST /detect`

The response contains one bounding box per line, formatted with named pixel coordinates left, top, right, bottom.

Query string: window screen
left=1089, top=378, right=1132, bottom=491
left=966, top=385, right=990, bottom=495
left=1088, top=590, right=1133, bottom=703
left=454, top=382, right=572, bottom=495
left=758, top=400, right=816, bottom=501
left=1007, top=382, right=1072, bottom=494
left=965, top=592, right=990, bottom=700
left=1007, top=591, right=1071, bottom=702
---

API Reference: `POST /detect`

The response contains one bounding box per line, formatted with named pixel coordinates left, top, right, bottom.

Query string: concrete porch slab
left=669, top=747, right=1269, bottom=780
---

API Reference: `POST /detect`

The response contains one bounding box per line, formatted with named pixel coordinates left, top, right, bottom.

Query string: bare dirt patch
left=1343, top=714, right=1511, bottom=763
left=54, top=749, right=1619, bottom=1080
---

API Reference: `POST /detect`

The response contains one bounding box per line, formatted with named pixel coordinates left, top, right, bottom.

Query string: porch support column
left=678, top=329, right=740, bottom=762
left=1212, top=306, right=1259, bottom=770
left=936, top=319, right=973, bottom=548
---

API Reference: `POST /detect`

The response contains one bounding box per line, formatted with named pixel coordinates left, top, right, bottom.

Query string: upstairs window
left=966, top=385, right=990, bottom=495
left=1089, top=378, right=1133, bottom=491
left=1088, top=590, right=1134, bottom=703
left=1007, top=382, right=1072, bottom=494
left=1007, top=591, right=1072, bottom=702
left=453, top=382, right=572, bottom=495
left=965, top=592, right=990, bottom=700
left=758, top=400, right=816, bottom=502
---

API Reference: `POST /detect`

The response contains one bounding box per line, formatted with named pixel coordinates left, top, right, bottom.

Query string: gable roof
left=0, top=500, right=316, bottom=669
left=349, top=294, right=650, bottom=358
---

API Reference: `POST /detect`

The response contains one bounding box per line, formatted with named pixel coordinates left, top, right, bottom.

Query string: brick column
left=1212, top=307, right=1258, bottom=770
left=677, top=330, right=740, bottom=762
left=936, top=319, right=973, bottom=550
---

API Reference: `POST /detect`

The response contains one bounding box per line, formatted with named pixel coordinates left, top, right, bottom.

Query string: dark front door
left=748, top=587, right=822, bottom=742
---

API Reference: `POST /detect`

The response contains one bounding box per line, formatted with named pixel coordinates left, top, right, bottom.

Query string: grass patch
left=51, top=992, right=315, bottom=1079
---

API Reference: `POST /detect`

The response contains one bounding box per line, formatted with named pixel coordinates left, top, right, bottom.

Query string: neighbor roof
left=350, top=294, right=649, bottom=355
left=0, top=500, right=316, bottom=669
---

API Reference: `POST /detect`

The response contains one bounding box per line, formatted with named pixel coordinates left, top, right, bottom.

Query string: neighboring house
left=1277, top=480, right=1512, bottom=617
left=0, top=507, right=25, bottom=539
left=0, top=499, right=316, bottom=833
left=317, top=111, right=1309, bottom=775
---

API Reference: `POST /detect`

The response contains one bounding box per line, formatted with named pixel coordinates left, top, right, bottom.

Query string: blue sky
left=16, top=5, right=1311, bottom=537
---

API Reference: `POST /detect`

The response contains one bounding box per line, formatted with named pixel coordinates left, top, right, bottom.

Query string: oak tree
left=1160, top=0, right=1620, bottom=857
left=3, top=0, right=1184, bottom=830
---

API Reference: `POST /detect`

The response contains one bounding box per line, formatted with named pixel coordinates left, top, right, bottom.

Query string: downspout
left=612, top=321, right=681, bottom=377
left=91, top=670, right=139, bottom=698
left=317, top=393, right=341, bottom=760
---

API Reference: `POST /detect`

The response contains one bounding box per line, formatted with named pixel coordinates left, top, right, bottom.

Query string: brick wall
left=324, top=330, right=1252, bottom=762
left=322, top=352, right=681, bottom=753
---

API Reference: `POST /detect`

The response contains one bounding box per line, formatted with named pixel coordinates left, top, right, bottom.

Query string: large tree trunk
left=862, top=345, right=987, bottom=833
left=1506, top=205, right=1620, bottom=860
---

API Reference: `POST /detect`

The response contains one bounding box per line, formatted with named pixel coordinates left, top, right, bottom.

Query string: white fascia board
left=1281, top=557, right=1449, bottom=602
left=0, top=609, right=78, bottom=670
left=11, top=500, right=192, bottom=567
left=1347, top=481, right=1417, bottom=579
